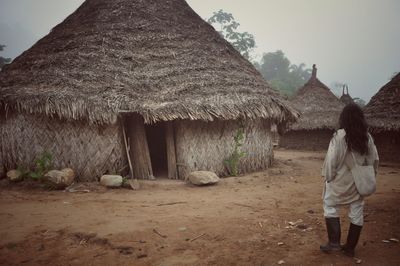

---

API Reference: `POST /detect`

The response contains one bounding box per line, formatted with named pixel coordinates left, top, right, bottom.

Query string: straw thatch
left=175, top=119, right=273, bottom=178
left=289, top=65, right=345, bottom=130
left=0, top=0, right=298, bottom=126
left=0, top=113, right=126, bottom=181
left=364, top=73, right=400, bottom=132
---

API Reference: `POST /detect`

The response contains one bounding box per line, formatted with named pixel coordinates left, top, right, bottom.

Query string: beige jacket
left=322, top=129, right=379, bottom=206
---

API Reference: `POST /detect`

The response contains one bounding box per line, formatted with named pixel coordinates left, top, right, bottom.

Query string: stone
left=100, top=175, right=123, bottom=188
left=44, top=168, right=75, bottom=189
left=7, top=170, right=23, bottom=182
left=188, top=171, right=219, bottom=186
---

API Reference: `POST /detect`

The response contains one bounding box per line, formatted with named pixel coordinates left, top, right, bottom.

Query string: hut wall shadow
left=279, top=129, right=333, bottom=150
left=372, top=131, right=400, bottom=163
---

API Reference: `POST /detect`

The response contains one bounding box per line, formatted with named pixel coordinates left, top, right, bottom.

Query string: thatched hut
left=279, top=65, right=345, bottom=150
left=0, top=0, right=298, bottom=181
left=364, top=73, right=400, bottom=162
left=339, top=84, right=354, bottom=105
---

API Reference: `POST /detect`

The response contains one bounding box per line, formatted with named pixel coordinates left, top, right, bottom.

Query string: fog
left=1, top=0, right=399, bottom=101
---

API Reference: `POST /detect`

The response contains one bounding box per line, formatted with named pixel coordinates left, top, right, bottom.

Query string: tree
left=353, top=97, right=366, bottom=107
left=255, top=50, right=311, bottom=96
left=0, top=44, right=11, bottom=69
left=207, top=10, right=255, bottom=60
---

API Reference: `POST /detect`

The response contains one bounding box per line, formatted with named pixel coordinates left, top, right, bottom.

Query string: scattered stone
left=7, top=170, right=23, bottom=182
left=389, top=238, right=399, bottom=243
left=270, top=169, right=282, bottom=175
left=188, top=171, right=219, bottom=186
left=307, top=210, right=315, bottom=214
left=115, top=246, right=134, bottom=255
left=137, top=254, right=147, bottom=259
left=277, top=242, right=284, bottom=246
left=288, top=219, right=303, bottom=226
left=100, top=175, right=123, bottom=188
left=354, top=257, right=362, bottom=264
left=44, top=168, right=75, bottom=189
left=129, top=179, right=140, bottom=190
left=178, top=227, right=187, bottom=232
left=296, top=224, right=308, bottom=230
left=278, top=260, right=285, bottom=265
left=382, top=240, right=390, bottom=243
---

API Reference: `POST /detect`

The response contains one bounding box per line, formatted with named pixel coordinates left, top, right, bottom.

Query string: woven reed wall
left=372, top=131, right=400, bottom=163
left=0, top=113, right=126, bottom=181
left=279, top=129, right=333, bottom=150
left=175, top=119, right=273, bottom=179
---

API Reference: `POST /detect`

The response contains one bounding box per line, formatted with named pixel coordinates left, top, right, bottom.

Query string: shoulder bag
left=350, top=152, right=376, bottom=197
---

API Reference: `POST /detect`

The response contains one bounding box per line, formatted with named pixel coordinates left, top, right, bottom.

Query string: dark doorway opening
left=145, top=123, right=168, bottom=177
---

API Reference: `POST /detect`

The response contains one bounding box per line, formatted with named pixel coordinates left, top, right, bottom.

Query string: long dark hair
left=339, top=103, right=369, bottom=155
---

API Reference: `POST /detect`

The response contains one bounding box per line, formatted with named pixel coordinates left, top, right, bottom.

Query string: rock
left=44, top=168, right=75, bottom=189
left=7, top=170, right=23, bottom=182
left=188, top=171, right=219, bottom=186
left=100, top=175, right=123, bottom=188
left=278, top=260, right=285, bottom=265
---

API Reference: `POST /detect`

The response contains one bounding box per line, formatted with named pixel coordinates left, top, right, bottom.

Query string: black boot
left=342, top=223, right=362, bottom=257
left=320, top=217, right=341, bottom=253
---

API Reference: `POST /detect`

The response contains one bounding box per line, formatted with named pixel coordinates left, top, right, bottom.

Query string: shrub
left=224, top=127, right=246, bottom=176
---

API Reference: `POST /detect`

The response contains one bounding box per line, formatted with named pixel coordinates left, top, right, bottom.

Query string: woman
left=320, top=103, right=379, bottom=257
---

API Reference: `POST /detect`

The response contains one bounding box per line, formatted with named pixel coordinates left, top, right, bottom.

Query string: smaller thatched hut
left=279, top=65, right=345, bottom=150
left=364, top=73, right=400, bottom=162
left=339, top=84, right=354, bottom=105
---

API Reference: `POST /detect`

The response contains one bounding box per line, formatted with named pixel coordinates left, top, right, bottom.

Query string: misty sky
left=0, top=0, right=399, bottom=102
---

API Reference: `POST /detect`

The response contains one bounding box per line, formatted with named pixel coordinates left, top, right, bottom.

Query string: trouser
left=323, top=199, right=364, bottom=226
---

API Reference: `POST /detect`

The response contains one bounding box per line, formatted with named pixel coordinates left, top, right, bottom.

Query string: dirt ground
left=0, top=150, right=399, bottom=266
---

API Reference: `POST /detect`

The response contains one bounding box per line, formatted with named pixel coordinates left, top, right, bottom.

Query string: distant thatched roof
left=0, top=0, right=298, bottom=125
left=289, top=65, right=345, bottom=130
left=339, top=85, right=354, bottom=105
left=365, top=73, right=400, bottom=131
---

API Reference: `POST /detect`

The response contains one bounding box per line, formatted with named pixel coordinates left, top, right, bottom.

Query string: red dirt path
left=0, top=150, right=399, bottom=265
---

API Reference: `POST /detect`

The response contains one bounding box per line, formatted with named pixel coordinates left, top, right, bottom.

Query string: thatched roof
left=289, top=65, right=345, bottom=130
left=364, top=73, right=400, bottom=131
left=339, top=85, right=354, bottom=105
left=0, top=0, right=298, bottom=125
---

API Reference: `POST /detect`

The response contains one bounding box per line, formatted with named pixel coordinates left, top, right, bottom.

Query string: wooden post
left=121, top=119, right=134, bottom=179
left=127, top=115, right=153, bottom=179
left=165, top=122, right=178, bottom=179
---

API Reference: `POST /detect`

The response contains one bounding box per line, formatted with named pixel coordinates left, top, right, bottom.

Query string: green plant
left=16, top=165, right=30, bottom=179
left=29, top=152, right=53, bottom=180
left=224, top=128, right=246, bottom=176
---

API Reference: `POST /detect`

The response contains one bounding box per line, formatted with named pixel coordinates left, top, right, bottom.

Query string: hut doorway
left=126, top=115, right=178, bottom=179
left=145, top=123, right=168, bottom=177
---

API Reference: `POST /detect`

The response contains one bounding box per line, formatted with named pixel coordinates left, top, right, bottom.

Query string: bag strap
left=350, top=151, right=359, bottom=167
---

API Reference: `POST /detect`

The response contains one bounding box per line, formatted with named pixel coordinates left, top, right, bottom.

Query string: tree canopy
left=207, top=10, right=255, bottom=60
left=254, top=50, right=312, bottom=96
left=0, top=44, right=11, bottom=69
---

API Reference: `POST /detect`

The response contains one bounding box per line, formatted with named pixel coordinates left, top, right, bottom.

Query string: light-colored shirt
left=322, top=129, right=379, bottom=206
